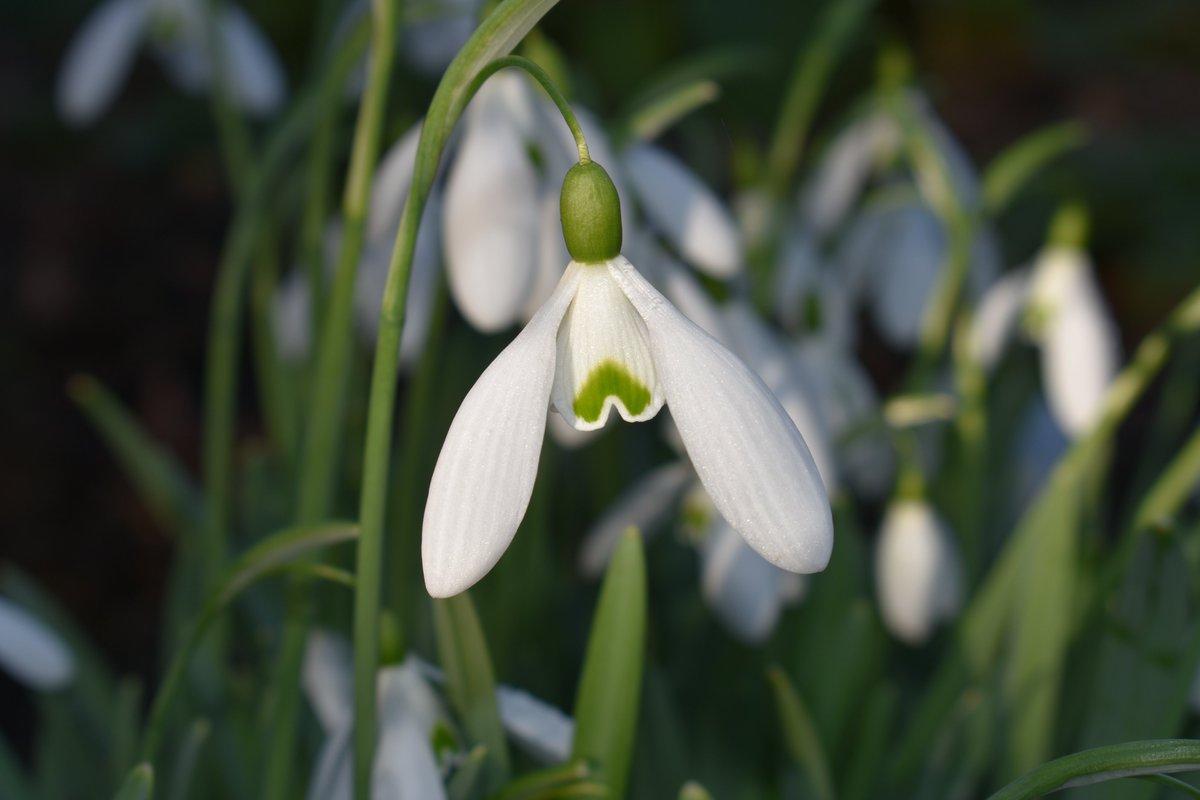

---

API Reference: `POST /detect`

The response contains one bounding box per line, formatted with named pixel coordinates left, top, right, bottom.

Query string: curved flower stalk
left=0, top=597, right=76, bottom=691
left=874, top=498, right=964, bottom=645
left=56, top=0, right=286, bottom=126
left=1026, top=243, right=1119, bottom=438
left=423, top=158, right=833, bottom=597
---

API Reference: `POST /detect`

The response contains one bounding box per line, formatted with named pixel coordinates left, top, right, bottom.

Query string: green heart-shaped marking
left=573, top=359, right=652, bottom=423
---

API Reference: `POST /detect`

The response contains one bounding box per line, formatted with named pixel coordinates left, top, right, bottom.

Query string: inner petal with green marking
left=552, top=262, right=664, bottom=431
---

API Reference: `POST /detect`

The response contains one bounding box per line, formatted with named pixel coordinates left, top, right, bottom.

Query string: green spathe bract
left=573, top=359, right=652, bottom=423
left=561, top=160, right=623, bottom=262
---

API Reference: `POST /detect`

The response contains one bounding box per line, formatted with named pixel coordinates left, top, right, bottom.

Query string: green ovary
left=573, top=360, right=652, bottom=423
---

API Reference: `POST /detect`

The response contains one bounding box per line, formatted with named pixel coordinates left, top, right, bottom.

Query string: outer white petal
left=874, top=500, right=964, bottom=645
left=701, top=519, right=786, bottom=643
left=302, top=630, right=353, bottom=733
left=551, top=263, right=665, bottom=431
left=367, top=122, right=423, bottom=243
left=610, top=257, right=833, bottom=573
left=969, top=267, right=1030, bottom=372
left=623, top=144, right=742, bottom=278
left=374, top=717, right=447, bottom=800
left=422, top=265, right=581, bottom=597
left=273, top=270, right=313, bottom=363
left=442, top=113, right=539, bottom=332
left=722, top=303, right=838, bottom=494
left=56, top=0, right=151, bottom=125
left=577, top=461, right=695, bottom=577
left=218, top=5, right=286, bottom=115
left=0, top=598, right=75, bottom=691
left=800, top=110, right=899, bottom=238
left=496, top=685, right=575, bottom=764
left=1032, top=248, right=1119, bottom=438
left=871, top=203, right=944, bottom=348
left=306, top=727, right=352, bottom=800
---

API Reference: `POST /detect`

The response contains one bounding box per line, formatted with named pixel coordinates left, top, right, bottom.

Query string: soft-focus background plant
left=2, top=0, right=1200, bottom=797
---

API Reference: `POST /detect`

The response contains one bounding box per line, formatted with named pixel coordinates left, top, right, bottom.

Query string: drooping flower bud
left=560, top=160, right=622, bottom=263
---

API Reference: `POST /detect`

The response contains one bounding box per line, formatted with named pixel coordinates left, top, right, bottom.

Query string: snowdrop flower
left=773, top=230, right=855, bottom=350
left=57, top=0, right=285, bottom=126
left=874, top=499, right=964, bottom=645
left=423, top=157, right=833, bottom=597
left=303, top=632, right=445, bottom=800
left=0, top=597, right=76, bottom=691
left=1026, top=243, right=1119, bottom=438
left=968, top=267, right=1031, bottom=372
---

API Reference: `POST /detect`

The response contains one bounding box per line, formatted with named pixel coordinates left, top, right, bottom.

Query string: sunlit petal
left=551, top=263, right=665, bottom=431
left=422, top=265, right=581, bottom=597
left=577, top=460, right=694, bottom=577
left=610, top=257, right=833, bottom=573
left=623, top=144, right=742, bottom=278
left=56, top=0, right=151, bottom=125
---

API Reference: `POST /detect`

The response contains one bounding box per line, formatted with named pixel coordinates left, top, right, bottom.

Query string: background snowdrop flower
left=423, top=160, right=832, bottom=597
left=1026, top=244, right=1119, bottom=438
left=874, top=499, right=964, bottom=645
left=699, top=513, right=796, bottom=644
left=968, top=267, right=1031, bottom=372
left=0, top=597, right=76, bottom=691
left=495, top=685, right=575, bottom=764
left=302, top=631, right=445, bottom=800
left=622, top=143, right=743, bottom=279
left=57, top=0, right=285, bottom=125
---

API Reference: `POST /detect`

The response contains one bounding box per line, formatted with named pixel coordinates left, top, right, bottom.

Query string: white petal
left=442, top=113, right=540, bottom=332
left=609, top=257, right=833, bottom=573
left=577, top=461, right=694, bottom=577
left=56, top=0, right=151, bottom=125
left=306, top=727, right=352, bottom=800
left=422, top=265, right=581, bottom=597
left=969, top=268, right=1030, bottom=372
left=218, top=5, right=286, bottom=115
left=800, top=110, right=899, bottom=238
left=0, top=598, right=75, bottom=691
left=496, top=685, right=575, bottom=764
left=367, top=122, right=424, bottom=244
left=721, top=303, right=839, bottom=494
left=551, top=263, right=665, bottom=431
left=1032, top=248, right=1119, bottom=437
left=700, top=519, right=786, bottom=643
left=623, top=143, right=742, bottom=278
left=874, top=500, right=963, bottom=645
left=374, top=717, right=447, bottom=800
left=273, top=270, right=313, bottom=363
left=302, top=630, right=353, bottom=733
left=870, top=203, right=945, bottom=348
left=378, top=659, right=442, bottom=737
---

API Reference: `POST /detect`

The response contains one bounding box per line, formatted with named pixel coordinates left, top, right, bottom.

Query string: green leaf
left=114, top=764, right=154, bottom=800
left=571, top=528, right=647, bottom=799
left=434, top=592, right=511, bottom=791
left=0, top=735, right=35, bottom=800
left=166, top=720, right=211, bottom=800
left=984, top=740, right=1200, bottom=800
left=624, top=78, right=720, bottom=142
left=69, top=375, right=206, bottom=539
left=489, top=761, right=603, bottom=800
left=768, top=666, right=836, bottom=800
left=842, top=683, right=897, bottom=800
left=981, top=122, right=1088, bottom=214
left=448, top=745, right=489, bottom=800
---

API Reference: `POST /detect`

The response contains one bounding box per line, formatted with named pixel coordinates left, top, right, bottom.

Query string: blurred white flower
left=57, top=0, right=285, bottom=126
left=0, top=597, right=76, bottom=691
left=1027, top=244, right=1119, bottom=438
left=968, top=267, right=1031, bottom=372
left=423, top=252, right=832, bottom=597
left=874, top=499, right=964, bottom=645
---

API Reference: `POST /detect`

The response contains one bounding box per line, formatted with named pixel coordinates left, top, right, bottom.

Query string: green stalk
left=259, top=4, right=399, bottom=799
left=985, top=740, right=1200, bottom=800
left=349, top=5, right=564, bottom=795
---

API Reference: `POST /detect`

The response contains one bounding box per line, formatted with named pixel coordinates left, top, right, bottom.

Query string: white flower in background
left=303, top=632, right=446, bottom=800
left=967, top=267, right=1031, bottom=372
left=0, top=597, right=76, bottom=691
left=773, top=230, right=855, bottom=350
left=57, top=0, right=285, bottom=126
left=622, top=143, right=743, bottom=278
left=1027, top=244, right=1119, bottom=438
left=272, top=123, right=440, bottom=369
left=874, top=499, right=964, bottom=645
left=423, top=160, right=832, bottom=598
